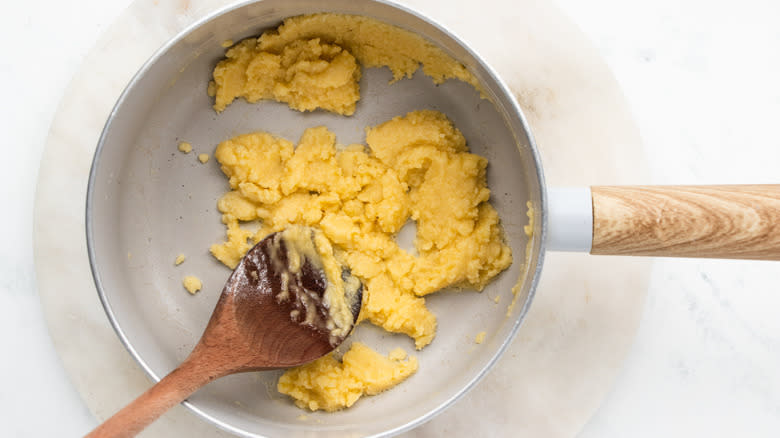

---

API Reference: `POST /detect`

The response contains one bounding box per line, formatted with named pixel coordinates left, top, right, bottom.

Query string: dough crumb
left=178, top=141, right=193, bottom=153
left=174, top=254, right=186, bottom=265
left=297, top=414, right=308, bottom=421
left=221, top=39, right=234, bottom=48
left=475, top=331, right=486, bottom=344
left=524, top=201, right=535, bottom=237
left=278, top=343, right=417, bottom=412
left=388, top=348, right=407, bottom=360
left=508, top=202, right=535, bottom=317
left=493, top=295, right=501, bottom=304
left=182, top=276, right=202, bottom=294
left=198, top=153, right=210, bottom=164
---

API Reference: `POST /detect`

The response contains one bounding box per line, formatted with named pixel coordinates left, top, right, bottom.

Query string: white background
left=3, top=0, right=780, bottom=436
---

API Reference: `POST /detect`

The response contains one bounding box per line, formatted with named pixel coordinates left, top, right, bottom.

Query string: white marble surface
left=4, top=1, right=780, bottom=438
left=564, top=2, right=780, bottom=436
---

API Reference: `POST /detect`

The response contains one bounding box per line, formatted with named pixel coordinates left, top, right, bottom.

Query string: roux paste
left=209, top=13, right=480, bottom=115
left=277, top=342, right=417, bottom=412
left=207, top=13, right=510, bottom=412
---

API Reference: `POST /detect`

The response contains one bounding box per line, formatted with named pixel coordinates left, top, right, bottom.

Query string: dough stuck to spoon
left=234, top=225, right=363, bottom=348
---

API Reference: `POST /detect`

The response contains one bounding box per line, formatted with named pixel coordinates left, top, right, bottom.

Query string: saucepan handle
left=547, top=185, right=780, bottom=260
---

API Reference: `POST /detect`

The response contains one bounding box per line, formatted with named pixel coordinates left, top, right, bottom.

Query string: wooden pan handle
left=590, top=185, right=780, bottom=259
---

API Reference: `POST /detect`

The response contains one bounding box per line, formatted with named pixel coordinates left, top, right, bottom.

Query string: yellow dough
left=206, top=12, right=508, bottom=413
left=211, top=110, right=511, bottom=410
left=210, top=13, right=479, bottom=115
left=278, top=343, right=417, bottom=412
left=177, top=141, right=192, bottom=153
left=182, top=276, right=202, bottom=294
left=212, top=38, right=361, bottom=114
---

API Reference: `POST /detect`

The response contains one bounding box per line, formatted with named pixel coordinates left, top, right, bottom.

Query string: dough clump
left=277, top=342, right=417, bottom=412
left=210, top=13, right=479, bottom=115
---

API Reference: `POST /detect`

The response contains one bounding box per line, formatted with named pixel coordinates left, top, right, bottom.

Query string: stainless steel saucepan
left=86, top=0, right=780, bottom=436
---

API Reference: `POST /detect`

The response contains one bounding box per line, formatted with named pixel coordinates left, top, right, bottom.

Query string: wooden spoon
left=86, top=228, right=362, bottom=438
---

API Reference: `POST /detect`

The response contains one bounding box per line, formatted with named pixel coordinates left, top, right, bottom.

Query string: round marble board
left=33, top=0, right=651, bottom=436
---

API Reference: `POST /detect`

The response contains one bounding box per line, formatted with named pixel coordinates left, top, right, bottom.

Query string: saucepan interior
left=86, top=0, right=546, bottom=436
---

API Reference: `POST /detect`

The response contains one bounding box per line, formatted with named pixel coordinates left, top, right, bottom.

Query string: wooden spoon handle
left=591, top=185, right=780, bottom=259
left=85, top=356, right=223, bottom=438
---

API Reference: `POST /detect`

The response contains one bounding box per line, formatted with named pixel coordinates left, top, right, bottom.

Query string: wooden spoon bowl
left=86, top=229, right=362, bottom=438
